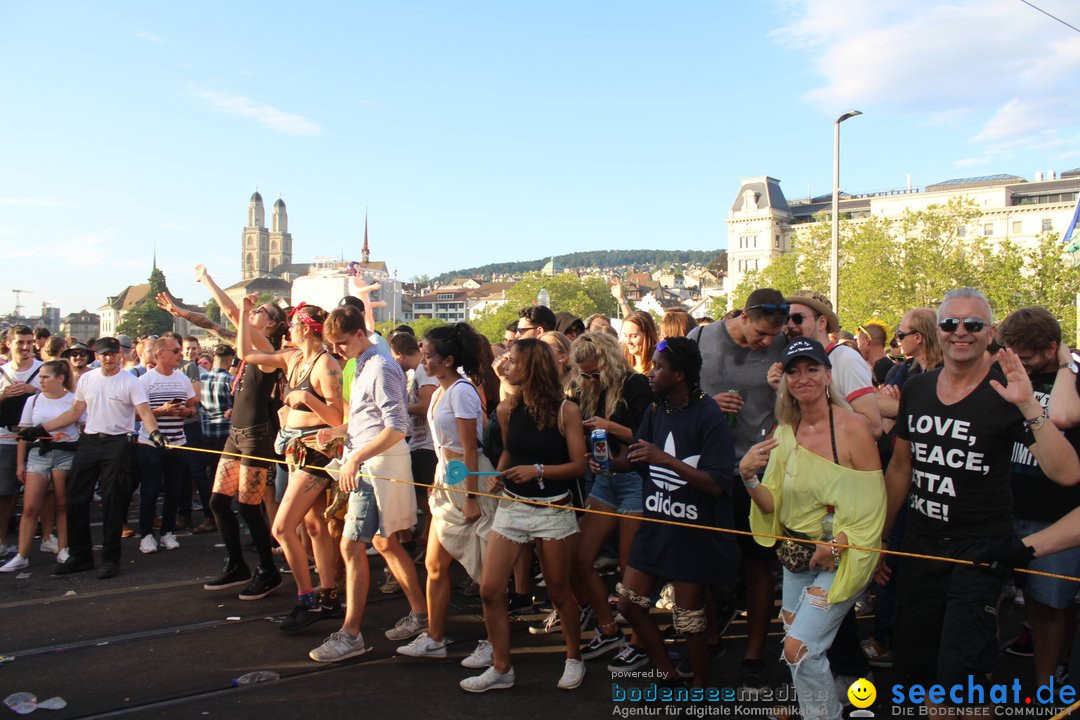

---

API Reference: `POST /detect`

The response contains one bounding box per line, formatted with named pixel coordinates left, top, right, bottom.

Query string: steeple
left=362, top=209, right=370, bottom=265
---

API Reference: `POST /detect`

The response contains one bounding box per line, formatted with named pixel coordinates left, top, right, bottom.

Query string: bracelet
left=1024, top=409, right=1049, bottom=431
left=534, top=463, right=545, bottom=490
left=830, top=545, right=842, bottom=564
left=741, top=474, right=760, bottom=490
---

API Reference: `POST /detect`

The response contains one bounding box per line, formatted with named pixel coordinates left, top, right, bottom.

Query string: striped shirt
left=137, top=368, right=195, bottom=445
left=346, top=344, right=408, bottom=453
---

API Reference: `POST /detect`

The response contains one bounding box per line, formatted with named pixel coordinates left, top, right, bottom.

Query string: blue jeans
left=781, top=568, right=857, bottom=720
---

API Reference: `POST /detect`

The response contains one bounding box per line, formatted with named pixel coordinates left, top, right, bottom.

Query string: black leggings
left=210, top=492, right=275, bottom=572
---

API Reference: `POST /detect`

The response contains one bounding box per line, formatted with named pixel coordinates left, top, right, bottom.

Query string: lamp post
left=830, top=109, right=862, bottom=314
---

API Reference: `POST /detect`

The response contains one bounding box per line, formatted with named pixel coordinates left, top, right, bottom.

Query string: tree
left=117, top=267, right=175, bottom=338
left=472, top=273, right=618, bottom=342
left=375, top=317, right=448, bottom=339
left=205, top=298, right=221, bottom=325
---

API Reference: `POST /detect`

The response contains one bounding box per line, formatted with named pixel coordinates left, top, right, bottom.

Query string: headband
left=289, top=302, right=324, bottom=335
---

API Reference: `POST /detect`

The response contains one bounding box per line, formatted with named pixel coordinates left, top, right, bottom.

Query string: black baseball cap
left=782, top=338, right=831, bottom=370
left=94, top=337, right=121, bottom=355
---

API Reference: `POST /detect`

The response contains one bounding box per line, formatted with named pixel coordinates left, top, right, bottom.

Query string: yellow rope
left=155, top=441, right=1080, bottom=584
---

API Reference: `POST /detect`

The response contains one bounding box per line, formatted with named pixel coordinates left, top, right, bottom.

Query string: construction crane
left=12, top=289, right=31, bottom=318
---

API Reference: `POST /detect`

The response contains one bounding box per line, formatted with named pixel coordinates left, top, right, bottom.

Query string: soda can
left=727, top=388, right=741, bottom=429
left=591, top=429, right=611, bottom=474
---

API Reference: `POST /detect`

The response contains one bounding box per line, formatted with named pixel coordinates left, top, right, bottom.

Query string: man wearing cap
left=555, top=312, right=585, bottom=342
left=28, top=337, right=166, bottom=579
left=882, top=288, right=1080, bottom=700
left=775, top=290, right=882, bottom=439
left=687, top=288, right=788, bottom=694
left=62, top=343, right=95, bottom=386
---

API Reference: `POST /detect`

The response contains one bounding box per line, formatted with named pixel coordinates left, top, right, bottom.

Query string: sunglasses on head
left=655, top=338, right=670, bottom=353
left=747, top=303, right=790, bottom=316
left=938, top=317, right=986, bottom=334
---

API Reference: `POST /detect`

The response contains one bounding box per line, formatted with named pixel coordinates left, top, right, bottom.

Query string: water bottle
left=232, top=671, right=280, bottom=687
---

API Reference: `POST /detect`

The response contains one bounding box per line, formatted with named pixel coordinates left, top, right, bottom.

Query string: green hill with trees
left=433, top=249, right=726, bottom=284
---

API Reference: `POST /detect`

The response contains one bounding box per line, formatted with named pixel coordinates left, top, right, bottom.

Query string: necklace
left=661, top=389, right=705, bottom=415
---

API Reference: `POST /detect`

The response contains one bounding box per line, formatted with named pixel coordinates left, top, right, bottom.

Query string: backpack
left=0, top=365, right=42, bottom=430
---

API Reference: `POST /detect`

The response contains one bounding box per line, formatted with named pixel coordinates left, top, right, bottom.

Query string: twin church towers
left=241, top=191, right=293, bottom=280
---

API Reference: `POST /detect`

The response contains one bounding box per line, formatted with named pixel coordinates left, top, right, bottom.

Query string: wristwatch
left=1060, top=360, right=1079, bottom=375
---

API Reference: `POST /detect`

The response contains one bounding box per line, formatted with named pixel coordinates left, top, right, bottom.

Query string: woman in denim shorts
left=2, top=361, right=79, bottom=572
left=460, top=339, right=587, bottom=694
left=564, top=332, right=652, bottom=661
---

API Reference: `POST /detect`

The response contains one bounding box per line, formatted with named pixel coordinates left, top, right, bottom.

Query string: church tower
left=242, top=191, right=270, bottom=279
left=269, top=196, right=293, bottom=271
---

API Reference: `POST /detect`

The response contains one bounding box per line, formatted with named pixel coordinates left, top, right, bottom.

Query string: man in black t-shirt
left=995, top=307, right=1080, bottom=686
left=882, top=289, right=1080, bottom=697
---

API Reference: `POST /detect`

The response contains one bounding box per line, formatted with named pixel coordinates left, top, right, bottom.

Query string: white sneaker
left=0, top=554, right=29, bottom=573
left=309, top=630, right=368, bottom=663
left=139, top=535, right=158, bottom=554
left=396, top=632, right=447, bottom=658
left=40, top=535, right=59, bottom=554
left=56, top=548, right=70, bottom=564
left=385, top=612, right=428, bottom=641
left=557, top=658, right=586, bottom=690
left=160, top=533, right=180, bottom=551
left=461, top=639, right=494, bottom=669
left=460, top=665, right=515, bottom=693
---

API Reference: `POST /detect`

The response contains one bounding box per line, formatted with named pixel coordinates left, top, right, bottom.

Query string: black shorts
left=894, top=531, right=1005, bottom=691
left=224, top=422, right=278, bottom=470
left=732, top=481, right=775, bottom=562
left=411, top=448, right=437, bottom=503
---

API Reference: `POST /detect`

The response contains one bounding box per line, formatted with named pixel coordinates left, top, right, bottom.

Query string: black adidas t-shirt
left=896, top=367, right=1030, bottom=538
left=1010, top=371, right=1080, bottom=524
left=628, top=395, right=737, bottom=585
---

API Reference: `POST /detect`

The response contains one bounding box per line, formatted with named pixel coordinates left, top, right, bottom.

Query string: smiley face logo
left=848, top=677, right=876, bottom=709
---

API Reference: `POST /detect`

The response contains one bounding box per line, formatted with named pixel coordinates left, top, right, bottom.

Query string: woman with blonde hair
left=620, top=311, right=658, bottom=375
left=540, top=331, right=573, bottom=388
left=567, top=332, right=652, bottom=662
left=876, top=307, right=943, bottom=422
left=660, top=308, right=695, bottom=339
left=741, top=338, right=884, bottom=720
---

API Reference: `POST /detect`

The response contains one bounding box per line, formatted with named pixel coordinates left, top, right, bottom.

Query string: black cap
left=93, top=337, right=121, bottom=355
left=782, top=338, right=831, bottom=370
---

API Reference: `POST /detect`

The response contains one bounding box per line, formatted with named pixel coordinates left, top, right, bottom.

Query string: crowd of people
left=1, top=266, right=1079, bottom=718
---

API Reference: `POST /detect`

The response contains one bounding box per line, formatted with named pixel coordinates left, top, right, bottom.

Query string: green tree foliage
left=117, top=267, right=175, bottom=338
left=733, top=198, right=1079, bottom=340
left=205, top=298, right=220, bottom=324
left=435, top=250, right=726, bottom=285
left=472, top=273, right=618, bottom=342
left=375, top=317, right=448, bottom=339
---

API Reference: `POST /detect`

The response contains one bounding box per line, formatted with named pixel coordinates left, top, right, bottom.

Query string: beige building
left=726, top=170, right=1080, bottom=306
left=241, top=191, right=294, bottom=280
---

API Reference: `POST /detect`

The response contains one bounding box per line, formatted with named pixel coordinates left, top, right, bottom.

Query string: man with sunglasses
left=62, top=343, right=95, bottom=386
left=687, top=287, right=788, bottom=694
left=515, top=305, right=557, bottom=339
left=882, top=289, right=1080, bottom=704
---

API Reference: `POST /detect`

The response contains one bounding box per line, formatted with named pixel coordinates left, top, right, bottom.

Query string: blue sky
left=2, top=0, right=1078, bottom=317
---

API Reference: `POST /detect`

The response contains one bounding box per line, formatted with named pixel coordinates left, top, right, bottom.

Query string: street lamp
left=830, top=109, right=862, bottom=315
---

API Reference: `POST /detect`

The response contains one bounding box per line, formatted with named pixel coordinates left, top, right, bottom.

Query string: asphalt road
left=0, top=500, right=1053, bottom=720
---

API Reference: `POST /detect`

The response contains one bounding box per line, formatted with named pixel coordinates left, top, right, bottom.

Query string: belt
left=85, top=432, right=129, bottom=439
left=504, top=489, right=571, bottom=506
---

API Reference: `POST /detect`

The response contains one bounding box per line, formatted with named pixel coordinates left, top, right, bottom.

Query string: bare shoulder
left=835, top=406, right=880, bottom=470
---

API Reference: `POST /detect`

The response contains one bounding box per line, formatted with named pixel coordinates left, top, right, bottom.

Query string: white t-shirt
left=407, top=363, right=440, bottom=452
left=827, top=343, right=875, bottom=408
left=20, top=392, right=81, bottom=442
left=138, top=368, right=196, bottom=445
left=0, top=358, right=43, bottom=445
left=76, top=368, right=149, bottom=436
left=427, top=379, right=485, bottom=456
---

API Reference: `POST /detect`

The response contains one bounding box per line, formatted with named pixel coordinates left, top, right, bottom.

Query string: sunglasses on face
left=788, top=313, right=809, bottom=325
left=895, top=329, right=918, bottom=340
left=515, top=325, right=536, bottom=334
left=69, top=351, right=88, bottom=358
left=938, top=317, right=986, bottom=334
left=580, top=371, right=602, bottom=380
left=747, top=303, right=790, bottom=316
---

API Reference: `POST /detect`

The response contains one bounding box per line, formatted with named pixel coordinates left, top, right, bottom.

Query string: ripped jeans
left=781, top=568, right=858, bottom=720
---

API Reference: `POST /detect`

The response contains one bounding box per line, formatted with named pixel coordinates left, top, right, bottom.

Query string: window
left=436, top=293, right=454, bottom=300
left=983, top=223, right=993, bottom=236
left=775, top=234, right=780, bottom=248
left=1042, top=219, right=1053, bottom=232
left=1012, top=221, right=1022, bottom=234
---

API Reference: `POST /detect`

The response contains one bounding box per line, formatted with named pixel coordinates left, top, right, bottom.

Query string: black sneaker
left=716, top=601, right=738, bottom=636
left=607, top=644, right=649, bottom=672
left=1003, top=625, right=1034, bottom=657
left=203, top=561, right=252, bottom=591
left=582, top=629, right=625, bottom=660
left=740, top=659, right=768, bottom=697
left=319, top=588, right=344, bottom=619
left=238, top=567, right=283, bottom=601
left=675, top=640, right=725, bottom=678
left=507, top=592, right=534, bottom=615
left=279, top=601, right=324, bottom=633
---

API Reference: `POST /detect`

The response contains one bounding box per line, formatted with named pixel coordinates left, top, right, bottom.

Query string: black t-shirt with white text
left=628, top=394, right=737, bottom=585
left=1010, top=371, right=1080, bottom=523
left=896, top=367, right=1030, bottom=538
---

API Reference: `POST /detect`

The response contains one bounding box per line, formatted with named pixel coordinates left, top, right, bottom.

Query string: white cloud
left=199, top=90, right=323, bottom=136
left=136, top=30, right=169, bottom=45
left=771, top=0, right=1080, bottom=161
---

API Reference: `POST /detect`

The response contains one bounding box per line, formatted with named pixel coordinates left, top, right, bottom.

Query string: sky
left=2, top=0, right=1078, bottom=317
